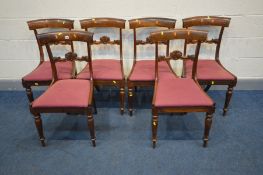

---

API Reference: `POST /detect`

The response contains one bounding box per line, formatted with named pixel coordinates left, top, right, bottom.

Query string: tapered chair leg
left=33, top=114, right=45, bottom=146
left=87, top=111, right=96, bottom=147
left=152, top=110, right=158, bottom=148
left=26, top=86, right=34, bottom=102
left=120, top=86, right=125, bottom=115
left=223, top=85, right=234, bottom=116
left=203, top=112, right=213, bottom=147
left=128, top=87, right=133, bottom=116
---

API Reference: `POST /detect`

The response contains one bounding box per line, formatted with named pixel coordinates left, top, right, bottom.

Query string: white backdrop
left=0, top=0, right=263, bottom=83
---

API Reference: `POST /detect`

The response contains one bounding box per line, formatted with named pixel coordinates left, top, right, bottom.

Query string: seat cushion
left=185, top=60, right=235, bottom=81
left=32, top=79, right=91, bottom=108
left=154, top=78, right=213, bottom=107
left=77, top=59, right=123, bottom=80
left=22, top=61, right=73, bottom=82
left=129, top=60, right=175, bottom=81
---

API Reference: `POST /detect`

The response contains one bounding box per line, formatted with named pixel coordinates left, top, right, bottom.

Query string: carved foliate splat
left=136, top=37, right=167, bottom=45
left=100, top=36, right=110, bottom=44
left=65, top=52, right=77, bottom=60
left=92, top=35, right=120, bottom=45
left=187, top=38, right=219, bottom=44
left=52, top=52, right=89, bottom=62
left=157, top=50, right=195, bottom=62
left=170, top=50, right=183, bottom=59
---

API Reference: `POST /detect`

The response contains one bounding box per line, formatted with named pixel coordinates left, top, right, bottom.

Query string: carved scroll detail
left=187, top=39, right=219, bottom=44
left=65, top=52, right=77, bottom=60
left=53, top=52, right=89, bottom=62
left=100, top=36, right=110, bottom=44
left=136, top=37, right=167, bottom=45
left=170, top=50, right=182, bottom=59
left=92, top=35, right=121, bottom=45
left=157, top=51, right=195, bottom=62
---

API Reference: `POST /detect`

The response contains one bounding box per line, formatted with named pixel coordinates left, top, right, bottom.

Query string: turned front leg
left=87, top=110, right=96, bottom=147
left=128, top=87, right=133, bottom=116
left=26, top=86, right=34, bottom=102
left=223, top=85, right=234, bottom=116
left=203, top=112, right=213, bottom=147
left=33, top=114, right=45, bottom=146
left=152, top=108, right=158, bottom=148
left=119, top=87, right=125, bottom=115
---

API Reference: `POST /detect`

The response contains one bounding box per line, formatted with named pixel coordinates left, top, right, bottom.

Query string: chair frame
left=79, top=18, right=126, bottom=115
left=183, top=16, right=237, bottom=116
left=127, top=17, right=176, bottom=116
left=30, top=31, right=96, bottom=147
left=150, top=29, right=215, bottom=148
left=22, top=19, right=75, bottom=103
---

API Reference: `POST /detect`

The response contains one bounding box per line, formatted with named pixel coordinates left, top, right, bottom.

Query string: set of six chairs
left=22, top=16, right=237, bottom=148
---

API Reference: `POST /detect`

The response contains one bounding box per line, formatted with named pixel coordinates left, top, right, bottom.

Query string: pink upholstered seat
left=185, top=60, right=235, bottom=81
left=32, top=79, right=91, bottom=108
left=154, top=78, right=213, bottom=107
left=129, top=60, right=175, bottom=81
left=77, top=59, right=123, bottom=80
left=23, top=61, right=73, bottom=82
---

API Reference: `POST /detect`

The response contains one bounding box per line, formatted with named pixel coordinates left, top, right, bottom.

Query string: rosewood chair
left=22, top=19, right=75, bottom=103
left=30, top=31, right=96, bottom=147
left=76, top=18, right=126, bottom=115
left=127, top=17, right=176, bottom=116
left=150, top=29, right=215, bottom=148
left=183, top=16, right=237, bottom=116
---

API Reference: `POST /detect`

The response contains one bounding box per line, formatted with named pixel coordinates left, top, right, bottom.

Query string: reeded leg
left=87, top=111, right=96, bottom=147
left=223, top=85, right=234, bottom=116
left=26, top=86, right=34, bottom=102
left=128, top=87, right=133, bottom=116
left=152, top=108, right=158, bottom=148
left=120, top=87, right=125, bottom=115
left=93, top=96, right=97, bottom=114
left=203, top=112, right=213, bottom=147
left=33, top=114, right=45, bottom=146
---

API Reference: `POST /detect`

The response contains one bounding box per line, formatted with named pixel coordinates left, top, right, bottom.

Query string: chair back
left=37, top=31, right=94, bottom=82
left=80, top=18, right=125, bottom=61
left=182, top=16, right=231, bottom=60
left=149, top=29, right=208, bottom=79
left=28, top=19, right=75, bottom=62
left=129, top=17, right=176, bottom=61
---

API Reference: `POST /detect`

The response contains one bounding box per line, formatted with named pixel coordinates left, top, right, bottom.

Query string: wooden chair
left=150, top=29, right=215, bottom=148
left=127, top=17, right=176, bottom=116
left=22, top=19, right=75, bottom=103
left=30, top=31, right=96, bottom=147
left=183, top=16, right=237, bottom=116
left=76, top=18, right=126, bottom=115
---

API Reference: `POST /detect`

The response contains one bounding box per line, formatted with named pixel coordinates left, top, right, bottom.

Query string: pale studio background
left=0, top=0, right=263, bottom=89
